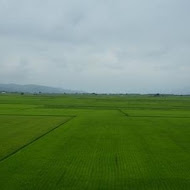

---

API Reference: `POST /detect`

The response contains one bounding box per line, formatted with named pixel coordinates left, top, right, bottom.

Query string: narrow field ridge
left=0, top=114, right=77, bottom=117
left=130, top=115, right=190, bottom=118
left=117, top=109, right=129, bottom=116
left=117, top=109, right=190, bottom=119
left=44, top=104, right=190, bottom=110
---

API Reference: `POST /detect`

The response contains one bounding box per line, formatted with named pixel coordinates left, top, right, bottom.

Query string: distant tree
left=21, top=92, right=24, bottom=95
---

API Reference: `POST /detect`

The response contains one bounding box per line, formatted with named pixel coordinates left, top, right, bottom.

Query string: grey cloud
left=0, top=0, right=190, bottom=93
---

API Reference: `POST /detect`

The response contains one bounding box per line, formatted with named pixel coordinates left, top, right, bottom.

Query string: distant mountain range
left=0, top=83, right=189, bottom=95
left=0, top=84, right=84, bottom=94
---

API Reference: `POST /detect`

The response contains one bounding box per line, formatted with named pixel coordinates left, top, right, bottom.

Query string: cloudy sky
left=0, top=0, right=190, bottom=93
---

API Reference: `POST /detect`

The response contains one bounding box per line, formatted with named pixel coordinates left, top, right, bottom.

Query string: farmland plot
left=0, top=115, right=71, bottom=161
left=0, top=94, right=190, bottom=190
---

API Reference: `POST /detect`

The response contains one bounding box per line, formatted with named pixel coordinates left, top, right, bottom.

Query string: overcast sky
left=0, top=0, right=190, bottom=93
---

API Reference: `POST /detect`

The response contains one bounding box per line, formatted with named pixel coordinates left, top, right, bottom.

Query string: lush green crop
left=0, top=115, right=71, bottom=161
left=0, top=94, right=190, bottom=189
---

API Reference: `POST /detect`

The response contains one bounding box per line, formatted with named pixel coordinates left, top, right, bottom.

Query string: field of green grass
left=0, top=94, right=190, bottom=190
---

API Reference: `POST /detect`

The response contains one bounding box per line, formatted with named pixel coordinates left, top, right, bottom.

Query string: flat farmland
left=0, top=94, right=190, bottom=190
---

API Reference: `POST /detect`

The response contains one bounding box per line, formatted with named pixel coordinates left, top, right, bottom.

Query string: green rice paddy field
left=0, top=94, right=190, bottom=190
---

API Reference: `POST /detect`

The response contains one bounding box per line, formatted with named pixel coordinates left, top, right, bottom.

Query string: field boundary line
left=0, top=114, right=77, bottom=117
left=117, top=109, right=190, bottom=118
left=130, top=115, right=190, bottom=119
left=0, top=116, right=76, bottom=163
left=43, top=104, right=190, bottom=110
left=117, top=109, right=129, bottom=116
